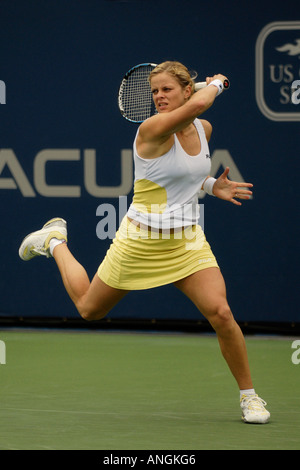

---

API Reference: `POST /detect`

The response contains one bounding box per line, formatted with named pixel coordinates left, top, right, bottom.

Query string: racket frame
left=118, top=62, right=157, bottom=123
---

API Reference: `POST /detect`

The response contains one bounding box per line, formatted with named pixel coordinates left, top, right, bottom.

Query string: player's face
left=150, top=72, right=190, bottom=114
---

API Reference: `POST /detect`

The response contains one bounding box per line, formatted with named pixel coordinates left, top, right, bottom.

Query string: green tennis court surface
left=0, top=329, right=299, bottom=450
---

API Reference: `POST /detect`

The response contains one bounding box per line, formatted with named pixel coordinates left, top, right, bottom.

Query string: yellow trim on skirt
left=97, top=216, right=219, bottom=290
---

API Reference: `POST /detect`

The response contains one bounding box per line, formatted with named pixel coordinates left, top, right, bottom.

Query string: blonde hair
left=149, top=61, right=196, bottom=94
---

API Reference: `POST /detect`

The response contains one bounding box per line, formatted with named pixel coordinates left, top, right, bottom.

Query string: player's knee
left=209, top=303, right=234, bottom=332
left=78, top=303, right=109, bottom=322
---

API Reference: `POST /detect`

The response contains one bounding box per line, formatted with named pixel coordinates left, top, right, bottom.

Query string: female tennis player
left=19, top=61, right=270, bottom=424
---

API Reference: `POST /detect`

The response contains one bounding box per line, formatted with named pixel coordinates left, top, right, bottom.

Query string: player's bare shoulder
left=199, top=119, right=213, bottom=142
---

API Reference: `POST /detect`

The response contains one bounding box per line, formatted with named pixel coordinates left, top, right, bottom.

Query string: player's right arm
left=137, top=74, right=226, bottom=154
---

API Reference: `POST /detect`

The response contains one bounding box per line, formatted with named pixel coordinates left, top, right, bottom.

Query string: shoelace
left=241, top=395, right=267, bottom=411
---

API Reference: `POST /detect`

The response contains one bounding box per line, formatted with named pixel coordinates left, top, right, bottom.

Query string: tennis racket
left=118, top=62, right=230, bottom=123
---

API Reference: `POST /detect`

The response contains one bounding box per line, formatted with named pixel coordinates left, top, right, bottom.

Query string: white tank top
left=127, top=118, right=211, bottom=229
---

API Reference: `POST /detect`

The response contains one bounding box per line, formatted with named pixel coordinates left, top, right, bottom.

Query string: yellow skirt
left=97, top=217, right=219, bottom=290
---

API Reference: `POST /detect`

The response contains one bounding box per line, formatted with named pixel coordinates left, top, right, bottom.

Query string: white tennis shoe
left=240, top=394, right=270, bottom=424
left=19, top=217, right=67, bottom=261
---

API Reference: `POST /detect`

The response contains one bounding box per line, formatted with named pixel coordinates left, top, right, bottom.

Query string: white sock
left=49, top=238, right=65, bottom=256
left=240, top=388, right=256, bottom=399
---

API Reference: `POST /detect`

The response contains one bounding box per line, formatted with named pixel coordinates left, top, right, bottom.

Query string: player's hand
left=206, top=74, right=228, bottom=85
left=213, top=167, right=253, bottom=206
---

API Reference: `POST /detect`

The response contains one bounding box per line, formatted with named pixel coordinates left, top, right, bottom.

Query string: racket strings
left=120, top=65, right=155, bottom=122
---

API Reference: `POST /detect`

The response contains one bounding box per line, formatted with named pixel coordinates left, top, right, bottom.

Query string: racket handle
left=195, top=78, right=230, bottom=91
left=194, top=81, right=207, bottom=90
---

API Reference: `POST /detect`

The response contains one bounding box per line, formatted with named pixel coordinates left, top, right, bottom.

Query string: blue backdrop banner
left=0, top=0, right=299, bottom=324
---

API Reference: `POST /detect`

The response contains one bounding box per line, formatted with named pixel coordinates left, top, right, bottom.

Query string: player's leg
left=174, top=267, right=270, bottom=423
left=174, top=267, right=253, bottom=390
left=52, top=242, right=129, bottom=321
left=19, top=217, right=129, bottom=321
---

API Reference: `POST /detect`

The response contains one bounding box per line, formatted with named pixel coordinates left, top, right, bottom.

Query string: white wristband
left=207, top=79, right=223, bottom=96
left=203, top=177, right=216, bottom=196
